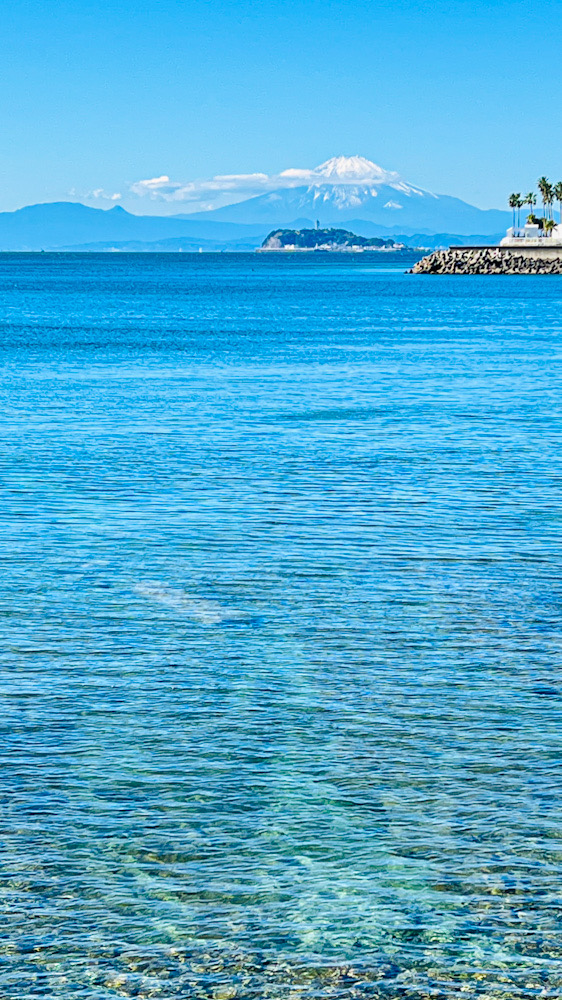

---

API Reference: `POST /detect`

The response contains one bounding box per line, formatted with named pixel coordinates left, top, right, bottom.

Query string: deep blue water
left=1, top=252, right=562, bottom=999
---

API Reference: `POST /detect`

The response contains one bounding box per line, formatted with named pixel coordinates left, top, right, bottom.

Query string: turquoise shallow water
left=1, top=252, right=562, bottom=999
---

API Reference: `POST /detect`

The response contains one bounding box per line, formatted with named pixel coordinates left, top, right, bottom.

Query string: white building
left=500, top=223, right=562, bottom=246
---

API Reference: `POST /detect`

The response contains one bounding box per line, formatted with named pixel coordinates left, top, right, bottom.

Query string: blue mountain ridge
left=0, top=203, right=268, bottom=251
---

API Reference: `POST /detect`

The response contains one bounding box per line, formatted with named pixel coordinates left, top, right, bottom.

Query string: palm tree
left=545, top=218, right=556, bottom=237
left=554, top=182, right=562, bottom=225
left=509, top=193, right=520, bottom=229
left=525, top=192, right=536, bottom=219
left=546, top=182, right=554, bottom=221
left=538, top=177, right=550, bottom=219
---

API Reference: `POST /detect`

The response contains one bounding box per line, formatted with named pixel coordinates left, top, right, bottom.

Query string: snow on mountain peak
left=277, top=156, right=426, bottom=199
left=313, top=156, right=396, bottom=184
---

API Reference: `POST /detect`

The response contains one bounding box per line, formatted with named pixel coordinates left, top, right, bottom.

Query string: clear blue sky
left=2, top=0, right=560, bottom=214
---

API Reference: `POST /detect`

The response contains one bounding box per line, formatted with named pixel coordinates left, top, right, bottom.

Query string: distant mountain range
left=0, top=157, right=509, bottom=251
left=0, top=202, right=268, bottom=251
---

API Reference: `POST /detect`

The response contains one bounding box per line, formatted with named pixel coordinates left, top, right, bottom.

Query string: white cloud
left=91, top=188, right=122, bottom=201
left=129, top=171, right=272, bottom=203
left=278, top=167, right=316, bottom=182
left=129, top=175, right=182, bottom=197
left=70, top=187, right=122, bottom=202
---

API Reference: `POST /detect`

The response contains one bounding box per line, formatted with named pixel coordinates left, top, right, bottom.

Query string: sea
left=1, top=251, right=562, bottom=1000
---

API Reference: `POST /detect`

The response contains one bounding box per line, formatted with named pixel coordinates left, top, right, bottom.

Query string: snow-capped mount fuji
left=275, top=155, right=427, bottom=213
left=286, top=154, right=425, bottom=194
left=186, top=156, right=509, bottom=235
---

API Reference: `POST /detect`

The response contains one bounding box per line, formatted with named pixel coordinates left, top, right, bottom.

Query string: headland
left=258, top=227, right=404, bottom=252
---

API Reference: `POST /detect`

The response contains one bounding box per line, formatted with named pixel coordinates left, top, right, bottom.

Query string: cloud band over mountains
left=129, top=171, right=274, bottom=204
left=73, top=158, right=429, bottom=214
left=126, top=157, right=408, bottom=210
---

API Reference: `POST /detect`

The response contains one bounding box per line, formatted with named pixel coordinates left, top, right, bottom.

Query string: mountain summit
left=295, top=155, right=403, bottom=184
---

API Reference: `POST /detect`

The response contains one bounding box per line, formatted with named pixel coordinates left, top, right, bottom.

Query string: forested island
left=259, top=227, right=403, bottom=251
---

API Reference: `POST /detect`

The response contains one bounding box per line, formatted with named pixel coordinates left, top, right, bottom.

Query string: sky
left=2, top=0, right=561, bottom=215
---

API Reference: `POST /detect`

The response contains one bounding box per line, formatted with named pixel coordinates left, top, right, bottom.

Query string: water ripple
left=0, top=253, right=561, bottom=999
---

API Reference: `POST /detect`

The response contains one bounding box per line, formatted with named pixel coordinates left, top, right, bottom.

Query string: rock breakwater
left=411, top=247, right=562, bottom=274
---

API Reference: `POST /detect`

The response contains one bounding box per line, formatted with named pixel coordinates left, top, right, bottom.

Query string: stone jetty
left=411, top=246, right=562, bottom=274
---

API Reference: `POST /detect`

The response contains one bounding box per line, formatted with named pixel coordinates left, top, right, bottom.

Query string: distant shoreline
left=0, top=247, right=426, bottom=257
